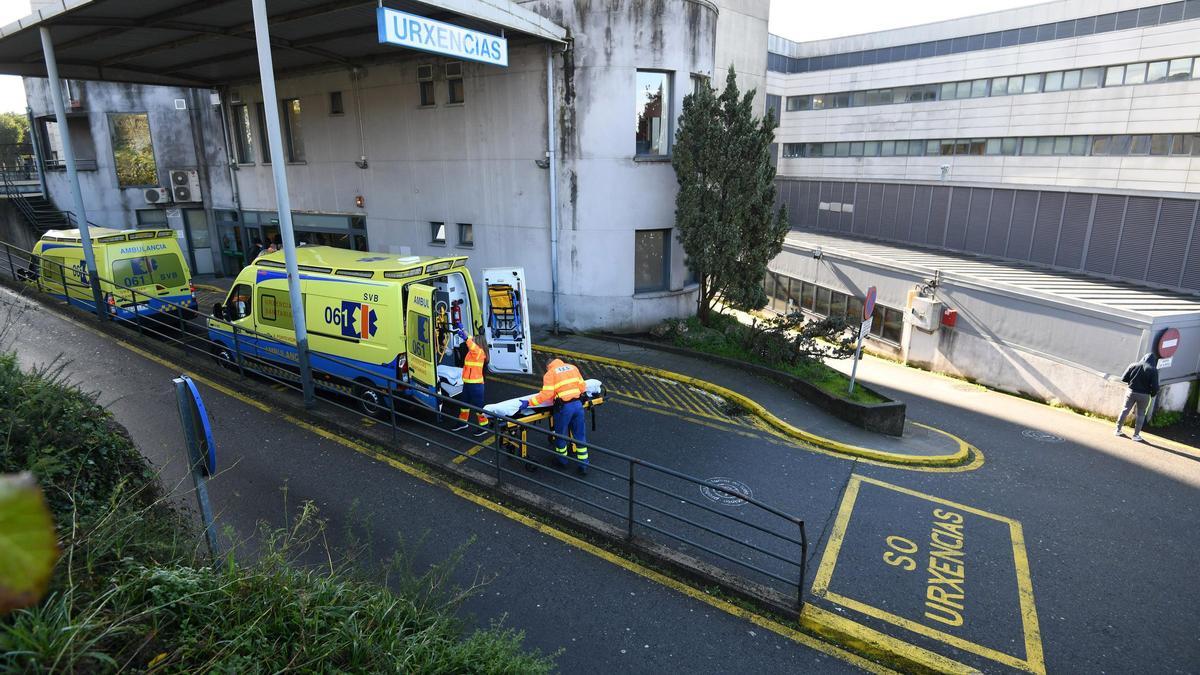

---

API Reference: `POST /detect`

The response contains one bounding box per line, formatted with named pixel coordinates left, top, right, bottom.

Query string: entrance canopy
left=0, top=0, right=567, bottom=87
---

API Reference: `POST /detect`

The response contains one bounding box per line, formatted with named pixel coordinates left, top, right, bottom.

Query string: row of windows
left=38, top=112, right=157, bottom=188
left=782, top=133, right=1200, bottom=159
left=430, top=221, right=473, bottom=248
left=228, top=64, right=469, bottom=165
left=763, top=272, right=904, bottom=343
left=783, top=56, right=1200, bottom=112
left=767, top=0, right=1200, bottom=73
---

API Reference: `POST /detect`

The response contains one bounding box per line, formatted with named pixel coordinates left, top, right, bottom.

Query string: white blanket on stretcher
left=484, top=379, right=603, bottom=418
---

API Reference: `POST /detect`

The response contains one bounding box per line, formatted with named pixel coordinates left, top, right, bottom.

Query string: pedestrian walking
left=1116, top=352, right=1159, bottom=442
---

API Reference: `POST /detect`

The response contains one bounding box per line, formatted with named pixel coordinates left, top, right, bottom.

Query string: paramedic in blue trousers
left=520, top=358, right=589, bottom=475
left=453, top=324, right=490, bottom=437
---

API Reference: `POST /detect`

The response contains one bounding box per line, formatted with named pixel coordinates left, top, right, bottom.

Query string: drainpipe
left=546, top=45, right=560, bottom=334
left=215, top=85, right=242, bottom=210
left=39, top=26, right=105, bottom=321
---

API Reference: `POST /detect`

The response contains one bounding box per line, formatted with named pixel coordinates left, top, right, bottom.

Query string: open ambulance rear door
left=481, top=268, right=533, bottom=374
left=404, top=282, right=440, bottom=410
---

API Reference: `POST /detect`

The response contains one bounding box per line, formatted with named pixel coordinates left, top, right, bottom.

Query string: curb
left=532, top=343, right=975, bottom=468
left=596, top=332, right=907, bottom=436
left=800, top=605, right=979, bottom=674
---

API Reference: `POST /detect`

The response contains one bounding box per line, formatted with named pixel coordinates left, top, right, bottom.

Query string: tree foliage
left=0, top=112, right=28, bottom=147
left=672, top=66, right=788, bottom=324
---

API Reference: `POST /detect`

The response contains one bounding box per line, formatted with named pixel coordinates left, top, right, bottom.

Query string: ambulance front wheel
left=354, top=379, right=384, bottom=418
left=211, top=343, right=238, bottom=371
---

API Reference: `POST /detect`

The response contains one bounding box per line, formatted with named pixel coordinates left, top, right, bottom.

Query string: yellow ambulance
left=30, top=227, right=198, bottom=320
left=207, top=246, right=532, bottom=413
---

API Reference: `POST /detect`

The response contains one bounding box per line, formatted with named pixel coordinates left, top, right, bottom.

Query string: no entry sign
left=1156, top=327, right=1180, bottom=359
left=863, top=286, right=877, bottom=322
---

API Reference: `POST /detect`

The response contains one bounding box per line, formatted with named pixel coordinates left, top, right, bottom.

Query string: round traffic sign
left=1156, top=327, right=1180, bottom=359
left=863, top=286, right=877, bottom=322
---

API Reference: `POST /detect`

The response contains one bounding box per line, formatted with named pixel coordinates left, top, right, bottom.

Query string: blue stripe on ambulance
left=207, top=325, right=439, bottom=409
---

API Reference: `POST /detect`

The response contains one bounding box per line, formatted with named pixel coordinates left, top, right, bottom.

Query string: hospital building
left=1, top=0, right=1198, bottom=416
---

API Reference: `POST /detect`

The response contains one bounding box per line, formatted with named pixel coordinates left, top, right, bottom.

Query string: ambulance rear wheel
left=354, top=380, right=384, bottom=418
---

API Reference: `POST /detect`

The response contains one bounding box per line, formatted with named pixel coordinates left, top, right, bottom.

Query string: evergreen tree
left=672, top=66, right=788, bottom=324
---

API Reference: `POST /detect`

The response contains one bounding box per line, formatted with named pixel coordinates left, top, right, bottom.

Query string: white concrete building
left=5, top=0, right=771, bottom=331
left=765, top=0, right=1200, bottom=415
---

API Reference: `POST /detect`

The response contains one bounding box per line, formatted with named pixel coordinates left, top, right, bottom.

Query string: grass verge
left=0, top=353, right=553, bottom=673
left=664, top=314, right=888, bottom=405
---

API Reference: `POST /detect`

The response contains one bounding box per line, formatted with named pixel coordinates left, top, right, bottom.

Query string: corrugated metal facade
left=778, top=178, right=1200, bottom=293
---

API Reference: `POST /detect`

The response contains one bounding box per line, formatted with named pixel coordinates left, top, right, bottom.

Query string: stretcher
left=483, top=379, right=605, bottom=460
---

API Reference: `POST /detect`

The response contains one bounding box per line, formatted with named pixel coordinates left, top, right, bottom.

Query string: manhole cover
left=700, top=477, right=752, bottom=506
left=1022, top=429, right=1064, bottom=443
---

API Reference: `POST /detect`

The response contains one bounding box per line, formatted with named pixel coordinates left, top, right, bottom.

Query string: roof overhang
left=0, top=0, right=567, bottom=88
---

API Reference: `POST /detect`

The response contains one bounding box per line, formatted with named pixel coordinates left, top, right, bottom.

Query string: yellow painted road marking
left=813, top=474, right=1044, bottom=674
left=452, top=435, right=493, bottom=465
left=193, top=283, right=226, bottom=293
left=534, top=345, right=978, bottom=469
left=39, top=306, right=897, bottom=674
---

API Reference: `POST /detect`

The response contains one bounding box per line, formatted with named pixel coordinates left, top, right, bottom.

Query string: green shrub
left=0, top=355, right=554, bottom=672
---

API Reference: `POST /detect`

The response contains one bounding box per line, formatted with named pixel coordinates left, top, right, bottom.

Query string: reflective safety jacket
left=528, top=358, right=585, bottom=406
left=462, top=338, right=487, bottom=384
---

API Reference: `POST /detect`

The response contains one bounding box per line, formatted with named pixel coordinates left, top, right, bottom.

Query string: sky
left=0, top=0, right=1043, bottom=114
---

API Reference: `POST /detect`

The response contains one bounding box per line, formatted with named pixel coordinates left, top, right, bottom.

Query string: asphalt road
left=0, top=287, right=867, bottom=674
left=7, top=284, right=1200, bottom=673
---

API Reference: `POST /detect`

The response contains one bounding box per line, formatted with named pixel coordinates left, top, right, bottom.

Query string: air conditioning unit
left=417, top=64, right=433, bottom=80
left=169, top=169, right=201, bottom=202
left=143, top=187, right=171, bottom=205
left=445, top=61, right=462, bottom=78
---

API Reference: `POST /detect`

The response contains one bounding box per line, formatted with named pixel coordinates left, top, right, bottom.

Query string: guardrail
left=0, top=240, right=810, bottom=613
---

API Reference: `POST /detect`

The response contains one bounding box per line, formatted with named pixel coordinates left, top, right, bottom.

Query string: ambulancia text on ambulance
left=207, top=246, right=532, bottom=414
left=29, top=228, right=198, bottom=320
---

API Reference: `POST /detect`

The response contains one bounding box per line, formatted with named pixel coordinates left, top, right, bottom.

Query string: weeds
left=0, top=354, right=554, bottom=673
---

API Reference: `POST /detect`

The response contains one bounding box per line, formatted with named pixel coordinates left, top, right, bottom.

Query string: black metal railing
left=42, top=157, right=99, bottom=172
left=0, top=240, right=809, bottom=611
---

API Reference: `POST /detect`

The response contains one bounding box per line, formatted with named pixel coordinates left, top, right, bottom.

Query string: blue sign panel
left=377, top=7, right=508, bottom=67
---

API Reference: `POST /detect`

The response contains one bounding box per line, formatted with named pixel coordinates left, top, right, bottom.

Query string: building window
left=634, top=229, right=670, bottom=292
left=231, top=103, right=253, bottom=163
left=109, top=113, right=157, bottom=187
left=446, top=62, right=464, bottom=104
left=457, top=222, right=473, bottom=247
left=135, top=208, right=168, bottom=229
left=691, top=74, right=710, bottom=96
left=430, top=221, right=446, bottom=245
left=635, top=70, right=671, bottom=157
left=329, top=91, right=344, bottom=115
left=418, top=64, right=435, bottom=106
left=281, top=98, right=305, bottom=162
left=255, top=102, right=271, bottom=164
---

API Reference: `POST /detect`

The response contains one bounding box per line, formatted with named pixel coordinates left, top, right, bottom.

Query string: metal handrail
left=0, top=239, right=811, bottom=611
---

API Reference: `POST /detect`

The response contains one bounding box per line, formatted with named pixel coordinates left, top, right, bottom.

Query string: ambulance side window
left=227, top=284, right=252, bottom=320
left=257, top=289, right=293, bottom=329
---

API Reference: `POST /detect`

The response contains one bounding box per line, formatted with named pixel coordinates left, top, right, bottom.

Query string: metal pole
left=545, top=45, right=560, bottom=334
left=4, top=244, right=15, bottom=281
left=25, top=106, right=47, bottom=195
left=39, top=27, right=105, bottom=320
left=798, top=520, right=808, bottom=613
left=848, top=328, right=864, bottom=395
left=250, top=0, right=315, bottom=406
left=626, top=460, right=637, bottom=539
